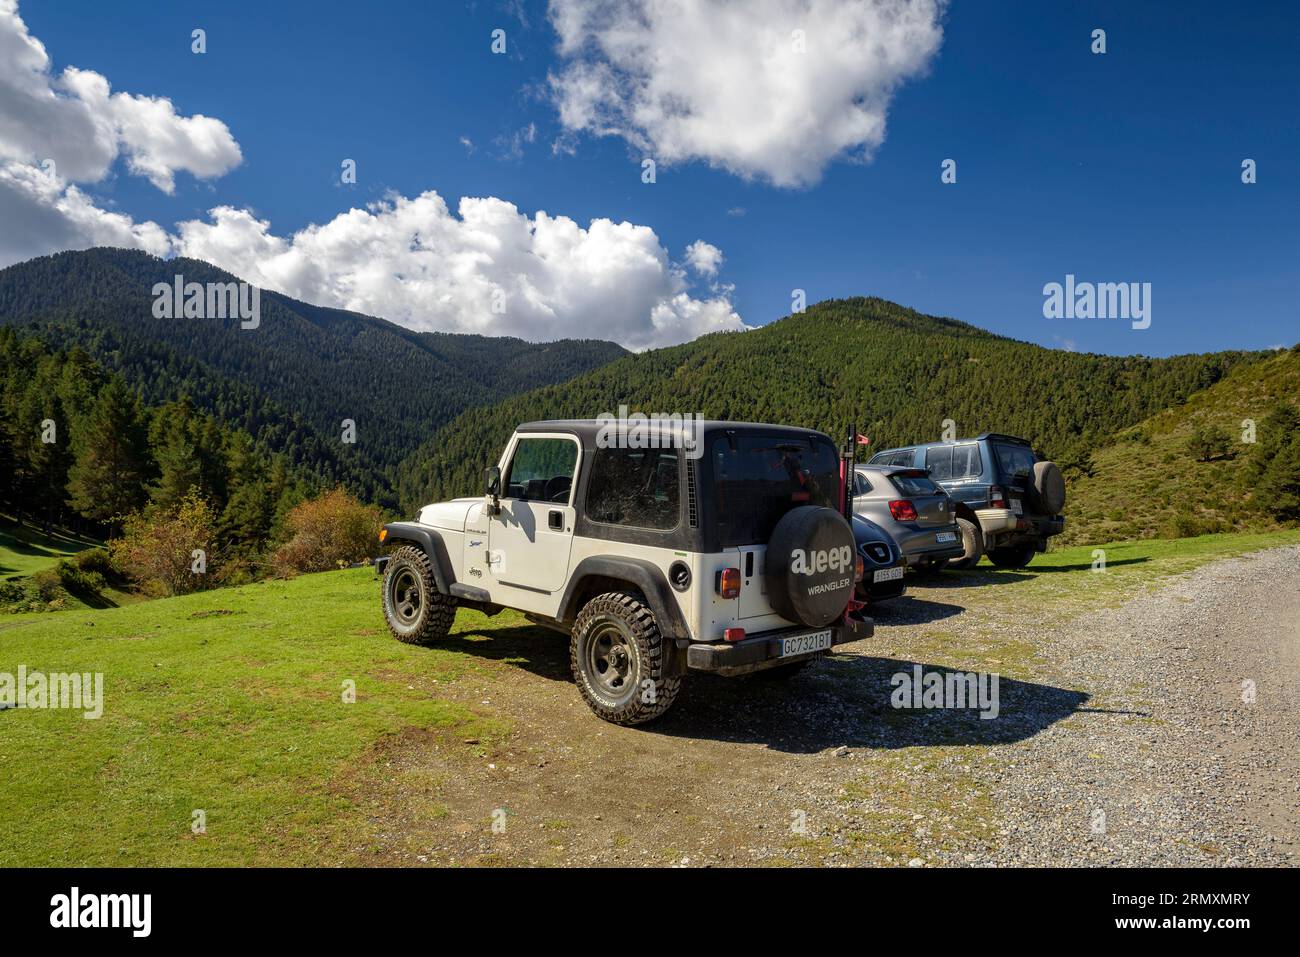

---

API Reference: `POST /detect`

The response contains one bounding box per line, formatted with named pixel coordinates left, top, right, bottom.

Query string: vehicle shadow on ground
left=656, top=656, right=1094, bottom=753
left=868, top=595, right=965, bottom=625
left=1024, top=556, right=1150, bottom=573
left=450, top=622, right=1095, bottom=753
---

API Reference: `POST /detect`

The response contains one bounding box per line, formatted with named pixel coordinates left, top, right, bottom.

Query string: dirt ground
left=339, top=546, right=1300, bottom=867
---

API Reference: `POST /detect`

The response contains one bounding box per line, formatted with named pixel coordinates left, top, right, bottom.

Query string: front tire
left=570, top=592, right=681, bottom=725
left=382, top=545, right=457, bottom=645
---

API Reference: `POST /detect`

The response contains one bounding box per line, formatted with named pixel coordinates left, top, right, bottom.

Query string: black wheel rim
left=585, top=622, right=636, bottom=699
left=389, top=567, right=422, bottom=624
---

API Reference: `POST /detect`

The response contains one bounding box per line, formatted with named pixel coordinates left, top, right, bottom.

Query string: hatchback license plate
left=873, top=566, right=903, bottom=583
left=778, top=629, right=833, bottom=658
left=936, top=531, right=957, bottom=543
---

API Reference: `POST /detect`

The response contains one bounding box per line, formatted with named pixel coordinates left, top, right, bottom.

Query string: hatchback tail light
left=716, top=567, right=741, bottom=599
left=888, top=500, right=918, bottom=522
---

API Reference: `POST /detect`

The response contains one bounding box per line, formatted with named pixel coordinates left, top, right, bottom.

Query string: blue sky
left=9, top=0, right=1299, bottom=356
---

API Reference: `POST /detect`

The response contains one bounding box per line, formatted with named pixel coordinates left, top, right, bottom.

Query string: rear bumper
left=976, top=509, right=1065, bottom=540
left=686, top=612, right=872, bottom=677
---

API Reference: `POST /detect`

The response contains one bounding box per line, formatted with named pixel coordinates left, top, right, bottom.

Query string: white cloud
left=0, top=0, right=241, bottom=193
left=175, top=192, right=747, bottom=350
left=546, top=0, right=945, bottom=187
left=0, top=0, right=744, bottom=350
left=684, top=239, right=723, bottom=277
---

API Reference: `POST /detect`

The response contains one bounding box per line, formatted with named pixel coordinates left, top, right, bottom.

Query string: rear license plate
left=777, top=629, right=832, bottom=658
left=873, top=566, right=903, bottom=583
left=936, top=531, right=957, bottom=543
left=1010, top=498, right=1023, bottom=516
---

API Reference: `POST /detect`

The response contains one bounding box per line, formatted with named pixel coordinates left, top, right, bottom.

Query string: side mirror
left=484, top=466, right=501, bottom=515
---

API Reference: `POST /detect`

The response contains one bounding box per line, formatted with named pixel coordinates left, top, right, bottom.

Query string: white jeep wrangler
left=379, top=420, right=873, bottom=725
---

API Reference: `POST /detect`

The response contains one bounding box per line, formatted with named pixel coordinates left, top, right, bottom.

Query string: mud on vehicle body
left=379, top=420, right=872, bottom=725
left=867, top=433, right=1066, bottom=569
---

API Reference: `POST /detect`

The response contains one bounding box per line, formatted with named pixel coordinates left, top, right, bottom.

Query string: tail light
left=888, top=500, right=918, bottom=522
left=854, top=554, right=865, bottom=583
left=716, top=567, right=741, bottom=599
left=989, top=485, right=1006, bottom=509
left=724, top=627, right=746, bottom=642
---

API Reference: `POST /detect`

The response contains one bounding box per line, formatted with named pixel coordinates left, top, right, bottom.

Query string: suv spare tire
left=764, top=506, right=856, bottom=628
left=1031, top=460, right=1066, bottom=514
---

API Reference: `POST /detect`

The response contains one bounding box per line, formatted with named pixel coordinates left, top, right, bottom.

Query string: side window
left=585, top=447, right=680, bottom=530
left=949, top=443, right=982, bottom=480
left=504, top=437, right=578, bottom=503
left=924, top=445, right=953, bottom=482
left=854, top=473, right=873, bottom=494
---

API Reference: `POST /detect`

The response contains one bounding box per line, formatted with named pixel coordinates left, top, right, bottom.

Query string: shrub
left=72, top=548, right=114, bottom=576
left=1187, top=426, right=1231, bottom=462
left=109, top=491, right=217, bottom=596
left=271, top=488, right=382, bottom=575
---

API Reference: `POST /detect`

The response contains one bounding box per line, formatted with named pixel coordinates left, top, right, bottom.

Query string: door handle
left=548, top=510, right=564, bottom=531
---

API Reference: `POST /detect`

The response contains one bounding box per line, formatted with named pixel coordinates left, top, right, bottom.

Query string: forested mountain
left=0, top=248, right=626, bottom=507
left=396, top=297, right=1267, bottom=512
left=1062, top=344, right=1300, bottom=544
left=0, top=328, right=311, bottom=562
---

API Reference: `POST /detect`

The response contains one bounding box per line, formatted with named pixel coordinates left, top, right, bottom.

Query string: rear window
left=870, top=449, right=914, bottom=467
left=585, top=448, right=680, bottom=531
left=711, top=433, right=841, bottom=546
left=889, top=472, right=942, bottom=498
left=994, top=443, right=1036, bottom=479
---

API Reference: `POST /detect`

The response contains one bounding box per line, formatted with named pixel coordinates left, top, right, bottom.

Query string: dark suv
left=867, top=433, right=1066, bottom=568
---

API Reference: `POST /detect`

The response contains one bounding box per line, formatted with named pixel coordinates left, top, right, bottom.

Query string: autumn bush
left=271, top=488, right=382, bottom=575
left=109, top=491, right=217, bottom=596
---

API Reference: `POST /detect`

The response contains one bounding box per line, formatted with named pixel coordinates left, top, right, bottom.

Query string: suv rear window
left=993, top=442, right=1036, bottom=479
left=711, top=434, right=841, bottom=546
left=585, top=448, right=680, bottom=530
left=889, top=472, right=942, bottom=497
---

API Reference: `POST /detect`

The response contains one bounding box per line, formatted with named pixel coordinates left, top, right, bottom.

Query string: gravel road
left=355, top=544, right=1300, bottom=867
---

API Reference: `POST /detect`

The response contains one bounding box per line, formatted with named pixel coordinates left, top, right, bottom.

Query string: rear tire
left=987, top=543, right=1036, bottom=568
left=947, top=517, right=984, bottom=570
left=382, top=545, right=457, bottom=645
left=571, top=592, right=681, bottom=725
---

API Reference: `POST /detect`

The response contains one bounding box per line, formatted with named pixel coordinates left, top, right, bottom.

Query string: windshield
left=710, top=433, right=841, bottom=546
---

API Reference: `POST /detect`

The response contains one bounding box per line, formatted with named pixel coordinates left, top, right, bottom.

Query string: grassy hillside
left=397, top=297, right=1264, bottom=512
left=1061, top=345, right=1300, bottom=545
left=2, top=530, right=1296, bottom=866
left=0, top=248, right=627, bottom=505
left=0, top=521, right=97, bottom=578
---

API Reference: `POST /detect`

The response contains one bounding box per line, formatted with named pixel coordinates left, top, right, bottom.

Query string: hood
left=416, top=498, right=480, bottom=531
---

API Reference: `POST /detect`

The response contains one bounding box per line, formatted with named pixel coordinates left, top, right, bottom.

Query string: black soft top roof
left=516, top=418, right=834, bottom=447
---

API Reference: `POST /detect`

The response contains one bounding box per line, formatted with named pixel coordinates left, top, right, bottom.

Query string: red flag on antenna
left=855, top=433, right=871, bottom=446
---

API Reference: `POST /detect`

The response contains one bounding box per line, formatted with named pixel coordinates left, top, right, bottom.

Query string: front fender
left=382, top=522, right=454, bottom=595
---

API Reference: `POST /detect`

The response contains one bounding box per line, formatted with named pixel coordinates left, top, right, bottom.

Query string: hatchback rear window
left=711, top=434, right=841, bottom=546
left=889, top=472, right=942, bottom=498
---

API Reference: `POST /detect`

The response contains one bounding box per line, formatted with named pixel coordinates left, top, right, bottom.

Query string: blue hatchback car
left=866, top=433, right=1066, bottom=568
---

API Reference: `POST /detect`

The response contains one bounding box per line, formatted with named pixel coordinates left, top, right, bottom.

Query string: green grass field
left=0, top=522, right=99, bottom=579
left=1, top=528, right=1297, bottom=866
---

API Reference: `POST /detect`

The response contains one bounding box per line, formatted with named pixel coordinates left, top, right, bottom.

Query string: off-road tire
left=946, top=517, right=985, bottom=570
left=570, top=592, right=681, bottom=725
left=1031, top=460, right=1066, bottom=514
left=987, top=543, right=1036, bottom=568
left=382, top=545, right=457, bottom=645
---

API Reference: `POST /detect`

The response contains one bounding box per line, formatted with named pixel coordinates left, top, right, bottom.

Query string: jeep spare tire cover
left=764, top=506, right=857, bottom=628
left=1031, top=460, right=1066, bottom=514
